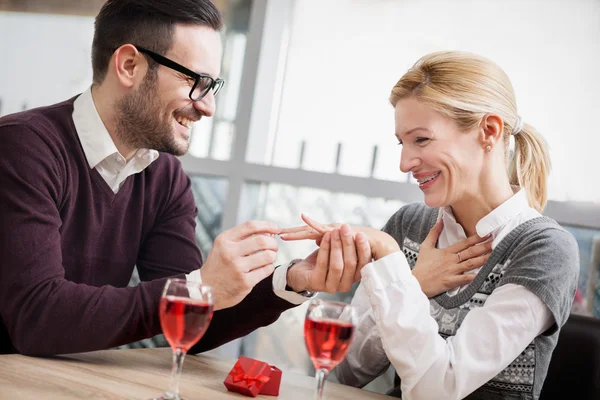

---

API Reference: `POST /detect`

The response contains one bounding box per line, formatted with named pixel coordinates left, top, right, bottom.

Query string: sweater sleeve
left=135, top=160, right=295, bottom=353
left=190, top=274, right=296, bottom=353
left=381, top=202, right=434, bottom=250
left=381, top=206, right=406, bottom=241
left=0, top=123, right=168, bottom=355
left=136, top=159, right=204, bottom=280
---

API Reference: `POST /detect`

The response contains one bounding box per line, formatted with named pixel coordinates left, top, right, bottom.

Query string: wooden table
left=0, top=348, right=390, bottom=399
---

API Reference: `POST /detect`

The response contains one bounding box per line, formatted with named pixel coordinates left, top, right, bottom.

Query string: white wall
left=0, top=12, right=94, bottom=115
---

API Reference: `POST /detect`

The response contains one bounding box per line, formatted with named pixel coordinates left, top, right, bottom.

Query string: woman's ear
left=479, top=113, right=504, bottom=150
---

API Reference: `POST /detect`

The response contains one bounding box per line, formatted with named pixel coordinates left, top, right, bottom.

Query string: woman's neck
left=450, top=179, right=515, bottom=237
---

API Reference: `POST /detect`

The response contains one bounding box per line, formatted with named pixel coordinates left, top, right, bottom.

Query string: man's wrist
left=285, top=258, right=314, bottom=296
left=285, top=284, right=314, bottom=297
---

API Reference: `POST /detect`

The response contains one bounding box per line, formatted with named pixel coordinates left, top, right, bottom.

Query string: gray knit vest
left=383, top=203, right=579, bottom=400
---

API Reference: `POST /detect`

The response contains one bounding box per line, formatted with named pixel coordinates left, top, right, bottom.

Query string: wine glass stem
left=166, top=348, right=186, bottom=399
left=315, top=368, right=328, bottom=399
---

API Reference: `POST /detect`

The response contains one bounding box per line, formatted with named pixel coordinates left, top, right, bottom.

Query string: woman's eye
left=416, top=137, right=429, bottom=144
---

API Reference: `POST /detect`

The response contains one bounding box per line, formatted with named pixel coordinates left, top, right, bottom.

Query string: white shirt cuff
left=187, top=264, right=313, bottom=305
left=360, top=251, right=414, bottom=290
left=273, top=262, right=315, bottom=305
left=186, top=269, right=202, bottom=283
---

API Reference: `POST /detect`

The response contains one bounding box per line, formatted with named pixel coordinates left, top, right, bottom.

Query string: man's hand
left=286, top=226, right=372, bottom=294
left=200, top=221, right=281, bottom=310
left=412, top=219, right=492, bottom=298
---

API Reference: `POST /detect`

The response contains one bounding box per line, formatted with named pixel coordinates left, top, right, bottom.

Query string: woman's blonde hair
left=390, top=51, right=550, bottom=212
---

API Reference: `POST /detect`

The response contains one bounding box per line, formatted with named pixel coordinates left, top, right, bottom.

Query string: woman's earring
left=485, top=145, right=491, bottom=152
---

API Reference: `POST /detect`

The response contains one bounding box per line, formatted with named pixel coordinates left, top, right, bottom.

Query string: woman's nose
left=399, top=147, right=420, bottom=173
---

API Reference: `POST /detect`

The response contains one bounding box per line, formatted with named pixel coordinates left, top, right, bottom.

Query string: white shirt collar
left=72, top=87, right=159, bottom=170
left=440, top=189, right=531, bottom=238
left=474, top=189, right=530, bottom=237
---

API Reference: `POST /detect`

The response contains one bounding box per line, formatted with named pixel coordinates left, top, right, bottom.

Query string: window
left=239, top=182, right=405, bottom=265
left=251, top=0, right=600, bottom=203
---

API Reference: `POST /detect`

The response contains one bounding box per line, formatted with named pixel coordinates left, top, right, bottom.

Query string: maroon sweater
left=0, top=98, right=294, bottom=356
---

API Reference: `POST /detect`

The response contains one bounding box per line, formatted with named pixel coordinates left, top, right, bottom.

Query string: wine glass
left=304, top=299, right=357, bottom=399
left=156, top=278, right=214, bottom=400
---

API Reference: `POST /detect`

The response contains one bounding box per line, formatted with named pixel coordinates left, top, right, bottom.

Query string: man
left=0, top=0, right=360, bottom=356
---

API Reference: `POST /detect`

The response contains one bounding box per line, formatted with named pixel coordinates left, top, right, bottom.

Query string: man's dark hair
left=91, top=0, right=223, bottom=84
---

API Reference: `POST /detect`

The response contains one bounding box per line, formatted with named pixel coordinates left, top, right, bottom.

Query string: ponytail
left=508, top=123, right=551, bottom=212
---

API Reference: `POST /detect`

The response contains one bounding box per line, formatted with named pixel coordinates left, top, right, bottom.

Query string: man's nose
left=193, top=92, right=215, bottom=117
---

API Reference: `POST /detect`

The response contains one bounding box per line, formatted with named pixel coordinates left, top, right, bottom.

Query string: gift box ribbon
left=230, top=363, right=271, bottom=389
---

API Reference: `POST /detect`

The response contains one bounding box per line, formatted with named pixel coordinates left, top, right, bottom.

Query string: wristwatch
left=286, top=258, right=316, bottom=298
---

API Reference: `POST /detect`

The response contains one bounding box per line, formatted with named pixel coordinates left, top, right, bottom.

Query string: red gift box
left=260, top=365, right=282, bottom=396
left=224, top=356, right=282, bottom=397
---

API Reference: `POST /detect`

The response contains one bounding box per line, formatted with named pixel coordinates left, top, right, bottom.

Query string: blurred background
left=1, top=0, right=599, bottom=394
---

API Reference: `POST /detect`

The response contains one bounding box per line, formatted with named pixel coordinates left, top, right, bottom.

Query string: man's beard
left=115, top=74, right=189, bottom=156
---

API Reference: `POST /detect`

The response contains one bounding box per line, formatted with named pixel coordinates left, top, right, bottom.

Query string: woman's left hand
left=279, top=214, right=341, bottom=243
left=280, top=214, right=400, bottom=260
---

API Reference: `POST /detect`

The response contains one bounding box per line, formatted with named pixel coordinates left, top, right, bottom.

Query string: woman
left=281, top=51, right=579, bottom=400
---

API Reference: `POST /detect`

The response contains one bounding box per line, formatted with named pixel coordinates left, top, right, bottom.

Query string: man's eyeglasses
left=135, top=46, right=225, bottom=102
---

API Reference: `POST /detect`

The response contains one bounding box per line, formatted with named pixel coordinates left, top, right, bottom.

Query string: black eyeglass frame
left=135, top=45, right=224, bottom=102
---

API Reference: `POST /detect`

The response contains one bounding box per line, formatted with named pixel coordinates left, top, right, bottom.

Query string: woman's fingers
left=301, top=214, right=330, bottom=234
left=279, top=231, right=322, bottom=241
left=279, top=225, right=313, bottom=234
left=458, top=253, right=491, bottom=272
left=456, top=241, right=492, bottom=263
left=422, top=219, right=444, bottom=249
left=280, top=214, right=333, bottom=241
left=452, top=273, right=477, bottom=287
left=279, top=225, right=321, bottom=241
left=447, top=233, right=491, bottom=254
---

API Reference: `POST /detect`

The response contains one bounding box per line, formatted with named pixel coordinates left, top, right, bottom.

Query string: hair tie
left=512, top=116, right=524, bottom=136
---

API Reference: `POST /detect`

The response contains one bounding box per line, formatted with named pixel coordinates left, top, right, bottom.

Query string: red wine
left=159, top=296, right=213, bottom=352
left=304, top=318, right=355, bottom=371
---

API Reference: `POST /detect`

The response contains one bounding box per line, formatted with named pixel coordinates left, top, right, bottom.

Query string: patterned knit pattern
left=403, top=238, right=536, bottom=395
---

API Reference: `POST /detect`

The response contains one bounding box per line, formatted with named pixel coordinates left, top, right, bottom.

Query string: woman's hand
left=412, top=219, right=492, bottom=297
left=278, top=214, right=341, bottom=243
left=280, top=214, right=399, bottom=260
left=281, top=214, right=492, bottom=298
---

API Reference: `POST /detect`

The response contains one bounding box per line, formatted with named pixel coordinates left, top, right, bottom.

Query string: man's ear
left=112, top=44, right=147, bottom=88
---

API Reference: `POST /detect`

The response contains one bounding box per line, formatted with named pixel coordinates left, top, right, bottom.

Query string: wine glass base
left=151, top=392, right=182, bottom=400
